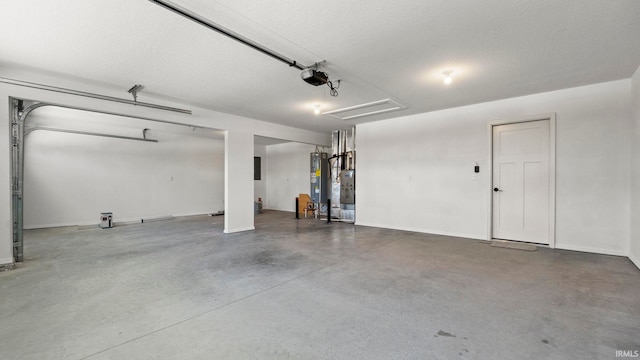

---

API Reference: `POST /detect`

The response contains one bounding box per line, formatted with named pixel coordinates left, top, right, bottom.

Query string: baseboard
left=174, top=211, right=219, bottom=218
left=23, top=213, right=216, bottom=230
left=224, top=226, right=255, bottom=234
left=116, top=220, right=143, bottom=226
left=0, top=257, right=15, bottom=267
left=24, top=217, right=142, bottom=230
left=354, top=221, right=486, bottom=241
left=629, top=252, right=640, bottom=270
left=141, top=216, right=174, bottom=223
left=25, top=221, right=92, bottom=230
left=555, top=244, right=628, bottom=257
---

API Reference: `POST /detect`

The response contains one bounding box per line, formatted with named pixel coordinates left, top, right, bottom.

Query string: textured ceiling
left=1, top=0, right=640, bottom=133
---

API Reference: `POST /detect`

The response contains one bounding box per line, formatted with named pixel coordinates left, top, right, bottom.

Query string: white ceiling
left=1, top=0, right=640, bottom=134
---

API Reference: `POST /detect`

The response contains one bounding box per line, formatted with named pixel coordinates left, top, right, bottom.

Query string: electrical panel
left=340, top=170, right=355, bottom=204
left=310, top=152, right=328, bottom=203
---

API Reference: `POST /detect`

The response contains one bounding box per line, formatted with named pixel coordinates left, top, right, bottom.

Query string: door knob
left=493, top=187, right=503, bottom=192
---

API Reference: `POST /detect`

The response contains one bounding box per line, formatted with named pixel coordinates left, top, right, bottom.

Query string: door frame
left=486, top=113, right=556, bottom=248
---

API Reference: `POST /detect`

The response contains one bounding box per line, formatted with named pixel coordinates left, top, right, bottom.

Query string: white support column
left=224, top=129, right=255, bottom=233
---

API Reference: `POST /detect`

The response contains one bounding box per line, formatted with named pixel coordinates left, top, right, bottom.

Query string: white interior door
left=492, top=120, right=550, bottom=244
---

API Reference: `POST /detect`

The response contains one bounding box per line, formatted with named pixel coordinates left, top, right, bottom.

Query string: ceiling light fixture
left=442, top=70, right=453, bottom=85
left=314, top=104, right=321, bottom=115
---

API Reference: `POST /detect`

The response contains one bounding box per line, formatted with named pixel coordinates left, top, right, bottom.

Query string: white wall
left=265, top=142, right=316, bottom=212
left=0, top=72, right=329, bottom=265
left=630, top=66, right=640, bottom=269
left=23, top=128, right=224, bottom=228
left=357, top=79, right=632, bottom=256
left=254, top=144, right=267, bottom=204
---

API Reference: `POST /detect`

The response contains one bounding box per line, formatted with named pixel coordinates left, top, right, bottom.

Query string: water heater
left=310, top=152, right=328, bottom=203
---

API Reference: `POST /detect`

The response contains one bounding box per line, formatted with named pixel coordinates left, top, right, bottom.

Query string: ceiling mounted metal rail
left=0, top=77, right=192, bottom=114
left=148, top=0, right=308, bottom=71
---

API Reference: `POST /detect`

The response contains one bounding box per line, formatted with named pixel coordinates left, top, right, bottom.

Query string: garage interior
left=1, top=1, right=640, bottom=359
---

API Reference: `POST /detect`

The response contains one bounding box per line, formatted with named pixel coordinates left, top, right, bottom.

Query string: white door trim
left=486, top=113, right=556, bottom=248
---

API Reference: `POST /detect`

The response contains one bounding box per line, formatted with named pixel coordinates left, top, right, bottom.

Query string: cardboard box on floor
left=298, top=194, right=314, bottom=215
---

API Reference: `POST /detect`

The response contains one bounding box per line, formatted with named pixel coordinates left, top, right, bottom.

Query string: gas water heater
left=310, top=152, right=328, bottom=204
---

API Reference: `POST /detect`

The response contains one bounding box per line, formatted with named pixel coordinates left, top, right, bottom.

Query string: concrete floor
left=1, top=211, right=638, bottom=360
